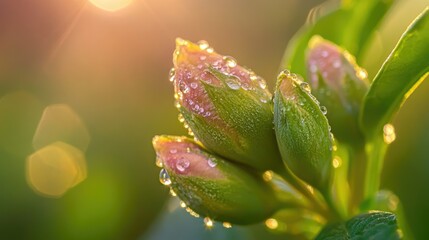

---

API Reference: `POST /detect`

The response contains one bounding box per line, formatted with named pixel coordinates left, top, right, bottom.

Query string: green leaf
left=281, top=0, right=394, bottom=78
left=360, top=7, right=429, bottom=137
left=316, top=211, right=402, bottom=240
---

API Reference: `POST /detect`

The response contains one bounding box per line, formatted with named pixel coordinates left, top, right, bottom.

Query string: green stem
left=363, top=136, right=388, bottom=203
left=347, top=145, right=366, bottom=212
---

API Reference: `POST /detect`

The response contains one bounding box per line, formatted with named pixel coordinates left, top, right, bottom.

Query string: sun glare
left=89, top=0, right=133, bottom=12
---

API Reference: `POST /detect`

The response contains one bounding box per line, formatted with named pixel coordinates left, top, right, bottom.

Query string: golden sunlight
left=89, top=0, right=133, bottom=12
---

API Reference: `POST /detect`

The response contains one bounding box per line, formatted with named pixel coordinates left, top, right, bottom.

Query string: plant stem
left=363, top=137, right=388, bottom=203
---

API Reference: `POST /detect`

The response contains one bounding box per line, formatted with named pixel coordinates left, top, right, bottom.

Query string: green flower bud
left=152, top=135, right=281, bottom=225
left=306, top=36, right=369, bottom=145
left=273, top=71, right=333, bottom=192
left=171, top=38, right=283, bottom=172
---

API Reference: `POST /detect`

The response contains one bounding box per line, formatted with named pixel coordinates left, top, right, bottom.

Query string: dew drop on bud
left=197, top=40, right=209, bottom=50
left=279, top=69, right=291, bottom=78
left=179, top=81, right=190, bottom=94
left=258, top=78, right=267, bottom=89
left=169, top=68, right=175, bottom=82
left=180, top=201, right=187, bottom=208
left=204, top=217, right=214, bottom=228
left=159, top=169, right=171, bottom=186
left=207, top=158, right=217, bottom=167
left=223, top=56, right=237, bottom=68
left=176, top=158, right=190, bottom=172
left=178, top=114, right=185, bottom=123
left=225, top=78, right=241, bottom=90
left=190, top=82, right=198, bottom=89
left=169, top=188, right=177, bottom=196
left=320, top=106, right=327, bottom=115
left=300, top=82, right=311, bottom=93
left=222, top=222, right=232, bottom=228
left=357, top=68, right=368, bottom=79
left=155, top=157, right=163, bottom=168
left=383, top=123, right=396, bottom=144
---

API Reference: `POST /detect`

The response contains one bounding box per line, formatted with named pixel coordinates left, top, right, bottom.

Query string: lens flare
left=89, top=0, right=133, bottom=12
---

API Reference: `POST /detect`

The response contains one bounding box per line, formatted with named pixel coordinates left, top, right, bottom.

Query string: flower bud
left=306, top=36, right=369, bottom=145
left=273, top=71, right=333, bottom=192
left=171, top=38, right=282, bottom=172
left=152, top=135, right=281, bottom=225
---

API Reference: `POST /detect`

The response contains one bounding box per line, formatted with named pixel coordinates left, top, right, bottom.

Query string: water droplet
left=250, top=74, right=258, bottom=81
left=225, top=77, right=241, bottom=90
left=241, top=82, right=251, bottom=90
left=279, top=69, right=291, bottom=78
left=178, top=114, right=185, bottom=123
left=265, top=218, right=278, bottom=229
left=383, top=124, right=396, bottom=144
left=186, top=207, right=200, bottom=218
left=357, top=68, right=368, bottom=79
left=290, top=73, right=298, bottom=81
left=222, top=222, right=232, bottom=228
left=180, top=201, right=187, bottom=208
left=198, top=40, right=209, bottom=50
left=170, top=148, right=177, bottom=154
left=206, top=47, right=214, bottom=53
left=190, top=82, right=198, bottom=89
left=169, top=68, right=175, bottom=82
left=169, top=188, right=177, bottom=196
left=223, top=56, right=237, bottom=68
left=329, top=133, right=335, bottom=142
left=187, top=128, right=194, bottom=136
left=176, top=158, right=190, bottom=172
left=262, top=171, right=273, bottom=182
left=159, top=169, right=171, bottom=186
left=332, top=157, right=342, bottom=168
left=207, top=158, right=217, bottom=167
left=155, top=157, right=163, bottom=168
left=257, top=78, right=267, bottom=89
left=260, top=97, right=269, bottom=103
left=320, top=106, right=327, bottom=115
left=176, top=38, right=189, bottom=46
left=179, top=81, right=190, bottom=94
left=300, top=82, right=311, bottom=93
left=204, top=217, right=214, bottom=228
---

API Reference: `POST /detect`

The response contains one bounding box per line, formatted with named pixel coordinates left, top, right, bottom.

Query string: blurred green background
left=0, top=0, right=428, bottom=239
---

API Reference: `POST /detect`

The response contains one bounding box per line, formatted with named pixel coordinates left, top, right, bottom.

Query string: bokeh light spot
left=26, top=141, right=87, bottom=198
left=33, top=104, right=90, bottom=152
left=89, top=0, right=133, bottom=12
